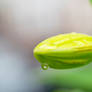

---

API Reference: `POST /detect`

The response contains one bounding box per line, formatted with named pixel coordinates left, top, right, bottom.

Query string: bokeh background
left=0, top=0, right=92, bottom=92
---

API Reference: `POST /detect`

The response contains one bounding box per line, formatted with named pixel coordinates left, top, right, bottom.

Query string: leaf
left=90, top=0, right=92, bottom=4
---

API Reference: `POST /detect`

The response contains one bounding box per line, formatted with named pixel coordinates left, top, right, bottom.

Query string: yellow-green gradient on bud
left=34, top=33, right=92, bottom=70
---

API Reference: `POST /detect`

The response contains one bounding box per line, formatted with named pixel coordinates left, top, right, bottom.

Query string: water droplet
left=41, top=64, right=48, bottom=70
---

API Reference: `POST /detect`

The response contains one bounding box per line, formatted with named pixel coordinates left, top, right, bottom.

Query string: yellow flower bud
left=34, top=32, right=92, bottom=70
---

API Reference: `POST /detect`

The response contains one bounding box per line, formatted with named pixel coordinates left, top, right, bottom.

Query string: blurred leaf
left=90, top=0, right=92, bottom=4
left=53, top=89, right=85, bottom=92
left=38, top=65, right=92, bottom=91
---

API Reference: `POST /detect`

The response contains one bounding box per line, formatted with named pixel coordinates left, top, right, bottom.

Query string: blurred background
left=0, top=0, right=92, bottom=92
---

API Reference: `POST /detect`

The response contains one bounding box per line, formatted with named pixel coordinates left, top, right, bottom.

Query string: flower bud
left=34, top=32, right=92, bottom=70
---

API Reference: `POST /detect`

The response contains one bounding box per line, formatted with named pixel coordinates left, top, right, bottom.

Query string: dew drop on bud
left=41, top=64, right=48, bottom=70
